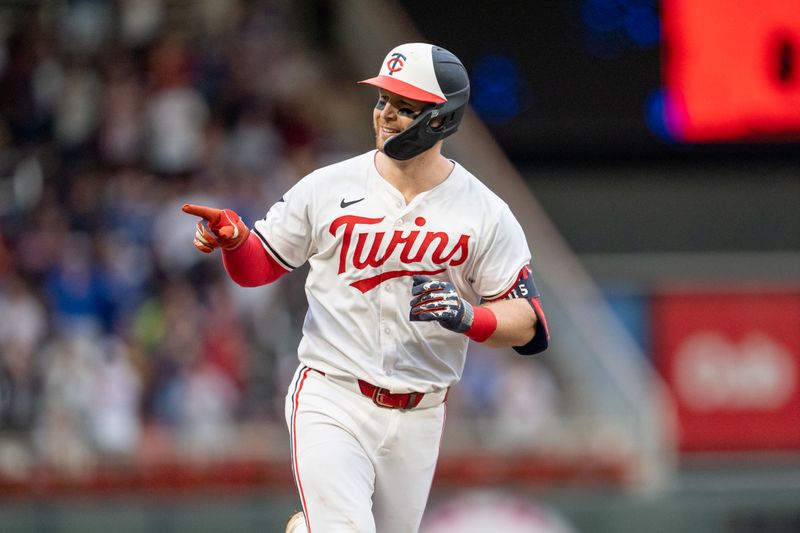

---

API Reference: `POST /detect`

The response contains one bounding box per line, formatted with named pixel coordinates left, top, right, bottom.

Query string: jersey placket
left=376, top=193, right=415, bottom=382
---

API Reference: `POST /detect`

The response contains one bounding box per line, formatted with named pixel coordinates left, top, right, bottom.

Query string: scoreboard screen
left=400, top=0, right=800, bottom=161
left=662, top=0, right=800, bottom=142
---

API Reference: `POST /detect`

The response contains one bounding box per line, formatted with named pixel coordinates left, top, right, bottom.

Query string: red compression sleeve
left=466, top=306, right=497, bottom=342
left=221, top=232, right=288, bottom=287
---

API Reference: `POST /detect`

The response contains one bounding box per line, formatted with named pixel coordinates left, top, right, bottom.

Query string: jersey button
left=384, top=327, right=391, bottom=334
left=384, top=368, right=394, bottom=376
left=395, top=219, right=403, bottom=226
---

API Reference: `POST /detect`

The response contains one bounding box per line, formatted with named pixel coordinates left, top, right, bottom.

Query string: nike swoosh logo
left=340, top=197, right=365, bottom=208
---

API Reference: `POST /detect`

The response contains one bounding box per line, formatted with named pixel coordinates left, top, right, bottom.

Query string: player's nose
left=379, top=101, right=397, bottom=120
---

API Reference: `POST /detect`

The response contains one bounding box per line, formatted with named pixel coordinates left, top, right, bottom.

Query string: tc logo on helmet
left=386, top=53, right=407, bottom=75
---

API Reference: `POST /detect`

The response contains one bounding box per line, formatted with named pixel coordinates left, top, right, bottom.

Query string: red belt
left=309, top=368, right=433, bottom=410
left=357, top=380, right=424, bottom=410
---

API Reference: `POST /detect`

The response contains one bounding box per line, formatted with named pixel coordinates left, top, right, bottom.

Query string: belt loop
left=405, top=392, right=418, bottom=409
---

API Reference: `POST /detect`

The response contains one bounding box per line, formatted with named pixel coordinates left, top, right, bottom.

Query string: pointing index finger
left=182, top=204, right=221, bottom=223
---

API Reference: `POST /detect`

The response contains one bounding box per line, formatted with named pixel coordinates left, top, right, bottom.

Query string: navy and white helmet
left=359, top=43, right=470, bottom=160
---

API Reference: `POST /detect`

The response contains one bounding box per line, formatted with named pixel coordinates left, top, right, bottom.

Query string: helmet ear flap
left=424, top=85, right=469, bottom=138
left=427, top=109, right=445, bottom=131
left=429, top=109, right=459, bottom=132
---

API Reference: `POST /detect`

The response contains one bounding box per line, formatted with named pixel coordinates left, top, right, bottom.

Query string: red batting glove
left=182, top=204, right=250, bottom=251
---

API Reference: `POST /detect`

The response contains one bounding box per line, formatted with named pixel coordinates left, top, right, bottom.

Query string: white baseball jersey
left=254, top=150, right=530, bottom=393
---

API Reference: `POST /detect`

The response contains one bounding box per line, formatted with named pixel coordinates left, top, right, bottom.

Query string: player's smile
left=374, top=121, right=405, bottom=148
left=379, top=125, right=401, bottom=139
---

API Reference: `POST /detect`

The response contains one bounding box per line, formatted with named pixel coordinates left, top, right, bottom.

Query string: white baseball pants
left=285, top=365, right=446, bottom=533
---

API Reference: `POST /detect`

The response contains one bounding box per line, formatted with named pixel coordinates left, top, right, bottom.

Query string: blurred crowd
left=0, top=0, right=562, bottom=478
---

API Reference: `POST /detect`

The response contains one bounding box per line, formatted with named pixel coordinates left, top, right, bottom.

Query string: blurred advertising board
left=653, top=291, right=800, bottom=452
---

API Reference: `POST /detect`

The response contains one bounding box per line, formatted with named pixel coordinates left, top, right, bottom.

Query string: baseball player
left=183, top=42, right=549, bottom=533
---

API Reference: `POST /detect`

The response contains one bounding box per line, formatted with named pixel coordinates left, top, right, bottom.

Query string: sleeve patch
left=486, top=265, right=540, bottom=302
left=488, top=265, right=550, bottom=356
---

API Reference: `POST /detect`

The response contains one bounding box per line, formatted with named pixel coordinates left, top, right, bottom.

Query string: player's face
left=373, top=89, right=426, bottom=152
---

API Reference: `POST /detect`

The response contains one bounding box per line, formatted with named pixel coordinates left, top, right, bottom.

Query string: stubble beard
left=373, top=121, right=385, bottom=152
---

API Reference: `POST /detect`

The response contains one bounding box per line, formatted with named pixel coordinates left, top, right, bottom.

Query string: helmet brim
left=358, top=75, right=447, bottom=104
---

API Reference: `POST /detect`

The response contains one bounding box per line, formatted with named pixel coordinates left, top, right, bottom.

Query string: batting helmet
left=359, top=43, right=470, bottom=161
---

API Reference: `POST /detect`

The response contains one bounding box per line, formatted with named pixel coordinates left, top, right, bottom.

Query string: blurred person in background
left=0, top=274, right=46, bottom=474
left=34, top=331, right=99, bottom=476
left=491, top=357, right=560, bottom=449
left=99, top=60, right=146, bottom=167
left=88, top=336, right=142, bottom=459
left=44, top=231, right=112, bottom=334
left=144, top=34, right=210, bottom=176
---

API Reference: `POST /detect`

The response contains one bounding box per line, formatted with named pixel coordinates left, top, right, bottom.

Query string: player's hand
left=409, top=275, right=474, bottom=333
left=192, top=220, right=219, bottom=253
left=182, top=204, right=250, bottom=252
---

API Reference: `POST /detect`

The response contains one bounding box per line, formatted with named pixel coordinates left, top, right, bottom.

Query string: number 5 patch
left=489, top=265, right=550, bottom=355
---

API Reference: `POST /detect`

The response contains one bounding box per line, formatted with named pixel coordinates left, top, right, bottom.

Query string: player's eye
left=375, top=93, right=422, bottom=118
left=398, top=107, right=421, bottom=118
